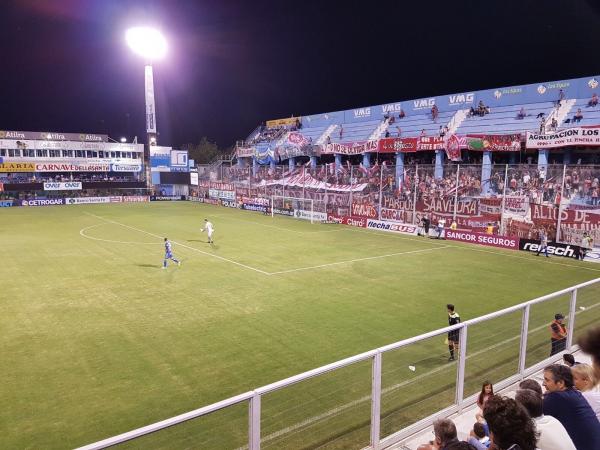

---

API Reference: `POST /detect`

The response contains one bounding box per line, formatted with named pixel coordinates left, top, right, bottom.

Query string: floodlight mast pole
left=144, top=62, right=157, bottom=189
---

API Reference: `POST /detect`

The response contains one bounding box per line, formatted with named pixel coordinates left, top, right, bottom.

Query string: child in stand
left=475, top=381, right=494, bottom=422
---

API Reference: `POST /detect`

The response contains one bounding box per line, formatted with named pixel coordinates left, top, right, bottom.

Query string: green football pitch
left=1, top=202, right=599, bottom=450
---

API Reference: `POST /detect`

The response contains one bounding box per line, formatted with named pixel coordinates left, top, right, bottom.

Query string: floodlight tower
left=126, top=26, right=167, bottom=187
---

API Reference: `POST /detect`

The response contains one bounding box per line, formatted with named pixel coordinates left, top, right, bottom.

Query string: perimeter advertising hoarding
left=43, top=182, right=82, bottom=191
left=518, top=238, right=581, bottom=258
left=445, top=230, right=519, bottom=250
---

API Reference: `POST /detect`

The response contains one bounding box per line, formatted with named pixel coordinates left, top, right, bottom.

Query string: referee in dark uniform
left=447, top=304, right=461, bottom=361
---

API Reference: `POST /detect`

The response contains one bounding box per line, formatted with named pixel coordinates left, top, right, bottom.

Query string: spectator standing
left=580, top=232, right=593, bottom=260
left=589, top=92, right=599, bottom=107
left=536, top=229, right=549, bottom=257
left=549, top=313, right=567, bottom=355
left=515, top=388, right=575, bottom=450
left=573, top=108, right=583, bottom=123
left=558, top=88, right=566, bottom=106
left=542, top=364, right=600, bottom=450
left=431, top=104, right=439, bottom=122
left=447, top=304, right=461, bottom=361
left=475, top=381, right=493, bottom=422
left=338, top=125, right=344, bottom=139
left=517, top=107, right=526, bottom=119
left=550, top=117, right=558, bottom=131
left=482, top=395, right=538, bottom=450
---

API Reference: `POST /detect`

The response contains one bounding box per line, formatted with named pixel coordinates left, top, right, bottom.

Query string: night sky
left=1, top=0, right=600, bottom=149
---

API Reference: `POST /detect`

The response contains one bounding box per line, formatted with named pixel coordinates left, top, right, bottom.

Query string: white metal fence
left=77, top=278, right=600, bottom=450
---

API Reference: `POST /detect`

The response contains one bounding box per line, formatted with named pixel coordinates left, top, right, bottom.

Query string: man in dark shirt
left=447, top=304, right=461, bottom=361
left=421, top=215, right=431, bottom=237
left=542, top=364, right=600, bottom=450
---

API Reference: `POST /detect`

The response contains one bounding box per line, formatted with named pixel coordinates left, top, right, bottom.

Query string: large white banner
left=43, top=181, right=82, bottom=191
left=526, top=128, right=600, bottom=149
left=111, top=163, right=142, bottom=172
left=65, top=197, right=111, bottom=205
left=190, top=172, right=199, bottom=186
left=294, top=209, right=327, bottom=221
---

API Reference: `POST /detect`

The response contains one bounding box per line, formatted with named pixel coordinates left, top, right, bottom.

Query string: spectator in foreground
left=578, top=325, right=600, bottom=381
left=571, top=363, right=600, bottom=420
left=589, top=92, right=599, bottom=107
left=519, top=378, right=543, bottom=395
left=515, top=388, right=575, bottom=450
left=467, top=422, right=490, bottom=449
left=475, top=381, right=494, bottom=421
left=430, top=418, right=477, bottom=449
left=482, top=395, right=538, bottom=450
left=542, top=364, right=600, bottom=449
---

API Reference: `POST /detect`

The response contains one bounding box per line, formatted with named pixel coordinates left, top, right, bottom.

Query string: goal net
left=270, top=196, right=319, bottom=224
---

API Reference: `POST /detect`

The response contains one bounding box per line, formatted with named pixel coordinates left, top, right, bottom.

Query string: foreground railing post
left=456, top=325, right=468, bottom=412
left=518, top=305, right=530, bottom=377
left=567, top=289, right=578, bottom=349
left=370, top=351, right=382, bottom=449
left=249, top=392, right=261, bottom=450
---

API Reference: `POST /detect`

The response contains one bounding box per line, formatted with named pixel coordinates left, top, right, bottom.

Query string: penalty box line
left=83, top=212, right=271, bottom=276
left=269, top=246, right=451, bottom=275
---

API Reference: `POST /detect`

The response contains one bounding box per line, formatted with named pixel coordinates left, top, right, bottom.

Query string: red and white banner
left=262, top=173, right=368, bottom=192
left=321, top=140, right=379, bottom=155
left=417, top=136, right=445, bottom=150
left=526, top=128, right=600, bottom=149
left=445, top=230, right=519, bottom=250
left=326, top=214, right=367, bottom=228
left=351, top=202, right=378, bottom=218
left=378, top=137, right=418, bottom=153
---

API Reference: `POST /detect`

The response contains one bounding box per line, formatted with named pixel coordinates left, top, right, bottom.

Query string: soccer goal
left=270, top=195, right=318, bottom=223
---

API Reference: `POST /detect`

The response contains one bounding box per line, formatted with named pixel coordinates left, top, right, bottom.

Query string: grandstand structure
left=217, top=75, right=600, bottom=256
left=0, top=130, right=148, bottom=201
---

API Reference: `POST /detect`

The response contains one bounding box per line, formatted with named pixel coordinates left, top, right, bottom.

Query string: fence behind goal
left=77, top=278, right=600, bottom=450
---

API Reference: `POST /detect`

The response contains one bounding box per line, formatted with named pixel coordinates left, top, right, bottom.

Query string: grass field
left=1, top=201, right=599, bottom=450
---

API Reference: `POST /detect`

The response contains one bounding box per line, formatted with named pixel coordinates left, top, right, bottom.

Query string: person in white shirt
left=572, top=363, right=600, bottom=420
left=201, top=218, right=214, bottom=244
left=514, top=388, right=576, bottom=450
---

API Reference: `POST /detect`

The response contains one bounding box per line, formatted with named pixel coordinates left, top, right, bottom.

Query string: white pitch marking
left=209, top=213, right=347, bottom=234
left=269, top=246, right=450, bottom=275
left=346, top=227, right=600, bottom=272
left=79, top=224, right=162, bottom=245
left=83, top=212, right=271, bottom=276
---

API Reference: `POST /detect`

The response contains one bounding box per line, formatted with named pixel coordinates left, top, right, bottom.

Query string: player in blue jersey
left=163, top=238, right=181, bottom=269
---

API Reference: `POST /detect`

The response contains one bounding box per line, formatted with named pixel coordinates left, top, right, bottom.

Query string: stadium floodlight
left=126, top=26, right=167, bottom=189
left=120, top=137, right=127, bottom=143
left=125, top=27, right=167, bottom=61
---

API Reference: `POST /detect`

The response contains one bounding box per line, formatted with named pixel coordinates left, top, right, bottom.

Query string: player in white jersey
left=201, top=218, right=214, bottom=243
left=163, top=238, right=181, bottom=268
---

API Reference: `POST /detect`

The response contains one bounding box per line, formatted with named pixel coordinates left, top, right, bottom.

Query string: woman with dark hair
left=483, top=395, right=538, bottom=450
left=476, top=381, right=493, bottom=421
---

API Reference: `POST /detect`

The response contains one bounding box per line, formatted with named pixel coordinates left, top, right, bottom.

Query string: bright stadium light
left=120, top=137, right=127, bottom=143
left=125, top=27, right=167, bottom=61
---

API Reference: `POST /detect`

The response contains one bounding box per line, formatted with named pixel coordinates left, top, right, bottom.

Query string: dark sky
left=1, top=0, right=600, bottom=148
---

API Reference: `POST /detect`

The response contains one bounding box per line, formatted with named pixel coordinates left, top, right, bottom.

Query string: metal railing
left=76, top=278, right=600, bottom=450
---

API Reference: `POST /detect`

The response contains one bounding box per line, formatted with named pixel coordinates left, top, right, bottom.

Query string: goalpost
left=270, top=195, right=316, bottom=224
